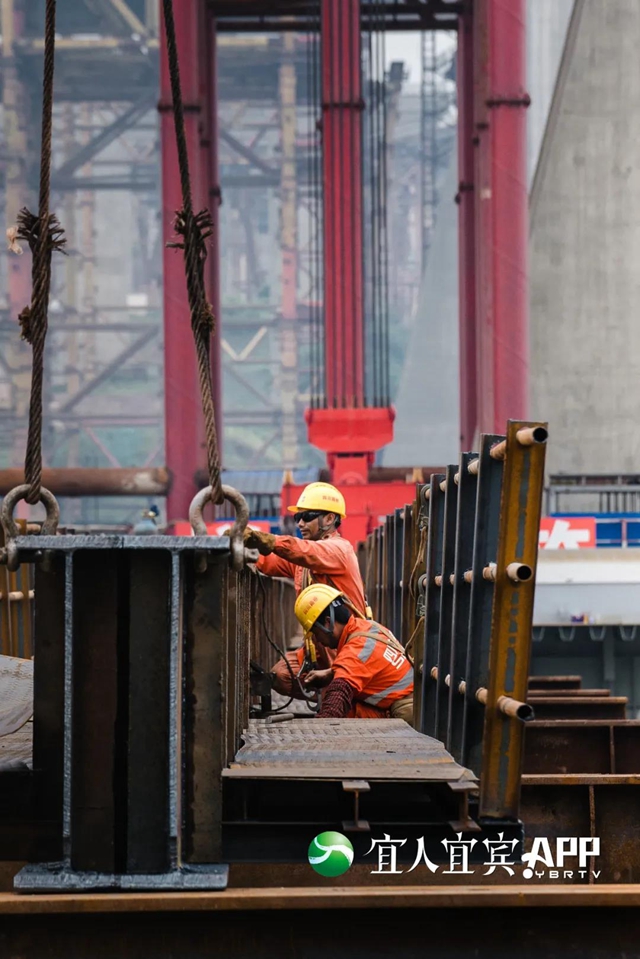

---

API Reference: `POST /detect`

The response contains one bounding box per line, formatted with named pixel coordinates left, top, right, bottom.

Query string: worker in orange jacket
left=243, top=482, right=368, bottom=699
left=293, top=583, right=414, bottom=722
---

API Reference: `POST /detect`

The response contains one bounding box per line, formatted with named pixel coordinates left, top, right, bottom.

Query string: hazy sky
left=385, top=31, right=457, bottom=89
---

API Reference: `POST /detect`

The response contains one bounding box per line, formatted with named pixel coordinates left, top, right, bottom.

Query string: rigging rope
left=14, top=0, right=66, bottom=506
left=161, top=0, right=223, bottom=505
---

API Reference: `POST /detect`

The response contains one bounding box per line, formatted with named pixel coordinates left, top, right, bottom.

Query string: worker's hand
left=303, top=668, right=333, bottom=689
left=243, top=528, right=276, bottom=556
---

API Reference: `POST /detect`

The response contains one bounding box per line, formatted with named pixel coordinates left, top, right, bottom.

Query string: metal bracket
left=341, top=779, right=371, bottom=832
left=447, top=780, right=481, bottom=833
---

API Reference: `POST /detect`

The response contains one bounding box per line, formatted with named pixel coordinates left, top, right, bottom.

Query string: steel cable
left=15, top=0, right=66, bottom=506
left=161, top=0, right=223, bottom=505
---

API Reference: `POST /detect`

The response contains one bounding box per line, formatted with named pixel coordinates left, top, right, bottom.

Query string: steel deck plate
left=0, top=720, right=32, bottom=772
left=223, top=719, right=476, bottom=781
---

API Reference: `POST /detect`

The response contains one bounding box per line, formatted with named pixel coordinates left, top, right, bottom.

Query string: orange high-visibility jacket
left=331, top=617, right=414, bottom=711
left=257, top=530, right=367, bottom=615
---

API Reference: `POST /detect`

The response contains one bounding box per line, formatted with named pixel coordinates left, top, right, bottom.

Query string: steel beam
left=219, top=127, right=276, bottom=176
left=320, top=0, right=364, bottom=408
left=12, top=534, right=232, bottom=892
left=457, top=6, right=477, bottom=448
left=279, top=31, right=299, bottom=465
left=524, top=721, right=640, bottom=776
left=0, top=468, right=171, bottom=497
left=474, top=0, right=529, bottom=433
left=52, top=97, right=155, bottom=182
left=479, top=423, right=547, bottom=819
left=205, top=15, right=223, bottom=456
left=55, top=328, right=158, bottom=415
left=160, top=0, right=207, bottom=522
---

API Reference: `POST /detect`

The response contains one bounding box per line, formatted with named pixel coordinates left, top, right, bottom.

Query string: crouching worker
left=293, top=584, right=414, bottom=722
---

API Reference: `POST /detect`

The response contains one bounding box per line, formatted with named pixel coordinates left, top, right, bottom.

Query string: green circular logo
left=308, top=831, right=354, bottom=877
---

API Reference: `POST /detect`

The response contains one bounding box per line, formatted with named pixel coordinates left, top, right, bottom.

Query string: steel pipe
left=506, top=562, right=533, bottom=583
left=0, top=589, right=34, bottom=601
left=490, top=426, right=548, bottom=463
left=0, top=468, right=171, bottom=498
left=516, top=425, right=548, bottom=447
left=482, top=562, right=532, bottom=584
left=475, top=686, right=533, bottom=722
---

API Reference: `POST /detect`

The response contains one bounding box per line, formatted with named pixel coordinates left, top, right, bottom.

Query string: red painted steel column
left=457, top=5, right=477, bottom=449
left=474, top=0, right=529, bottom=433
left=160, top=1, right=206, bottom=521
left=320, top=0, right=364, bottom=408
left=205, top=13, right=223, bottom=453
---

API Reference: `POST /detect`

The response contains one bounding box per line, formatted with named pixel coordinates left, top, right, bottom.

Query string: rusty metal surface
left=2, top=884, right=640, bottom=912
left=529, top=698, right=627, bottom=720
left=224, top=719, right=476, bottom=781
left=2, top=902, right=640, bottom=959
left=0, top=720, right=32, bottom=770
left=528, top=675, right=582, bottom=689
left=360, top=423, right=547, bottom=820
left=520, top=775, right=640, bottom=884
left=0, top=655, right=33, bottom=737
left=527, top=689, right=611, bottom=697
left=480, top=422, right=547, bottom=818
left=524, top=720, right=640, bottom=775
left=0, top=468, right=171, bottom=497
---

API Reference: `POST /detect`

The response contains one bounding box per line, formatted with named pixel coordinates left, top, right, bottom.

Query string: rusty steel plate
left=223, top=719, right=476, bottom=782
left=0, top=719, right=32, bottom=772
left=0, top=656, right=33, bottom=737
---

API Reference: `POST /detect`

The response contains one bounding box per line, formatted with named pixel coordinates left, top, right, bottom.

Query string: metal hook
left=0, top=484, right=60, bottom=571
left=188, top=484, right=249, bottom=572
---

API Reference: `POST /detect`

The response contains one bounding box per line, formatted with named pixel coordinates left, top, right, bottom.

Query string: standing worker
left=243, top=482, right=368, bottom=698
left=293, top=584, right=414, bottom=721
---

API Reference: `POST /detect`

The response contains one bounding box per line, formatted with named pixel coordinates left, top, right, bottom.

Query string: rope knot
left=16, top=207, right=67, bottom=257
left=171, top=207, right=213, bottom=259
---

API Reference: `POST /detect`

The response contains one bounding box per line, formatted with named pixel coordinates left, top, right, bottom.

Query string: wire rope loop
left=189, top=484, right=249, bottom=571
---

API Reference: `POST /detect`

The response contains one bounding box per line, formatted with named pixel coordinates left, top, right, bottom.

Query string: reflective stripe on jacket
left=331, top=617, right=414, bottom=710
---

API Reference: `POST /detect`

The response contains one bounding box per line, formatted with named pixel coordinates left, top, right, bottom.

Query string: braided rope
left=15, top=0, right=66, bottom=505
left=161, top=0, right=223, bottom=505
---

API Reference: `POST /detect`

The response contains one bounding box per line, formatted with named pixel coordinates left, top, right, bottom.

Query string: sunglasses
left=294, top=510, right=324, bottom=524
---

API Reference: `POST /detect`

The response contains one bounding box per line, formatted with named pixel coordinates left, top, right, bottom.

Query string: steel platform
left=220, top=718, right=522, bottom=864
left=223, top=718, right=478, bottom=781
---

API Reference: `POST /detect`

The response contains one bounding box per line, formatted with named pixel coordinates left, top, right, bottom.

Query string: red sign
left=171, top=520, right=271, bottom=536
left=539, top=517, right=596, bottom=549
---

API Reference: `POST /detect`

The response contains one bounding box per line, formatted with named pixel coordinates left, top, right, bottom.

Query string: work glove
left=243, top=528, right=276, bottom=556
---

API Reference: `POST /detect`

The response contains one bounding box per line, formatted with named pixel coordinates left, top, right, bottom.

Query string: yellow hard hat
left=287, top=482, right=346, bottom=518
left=294, top=583, right=343, bottom=634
